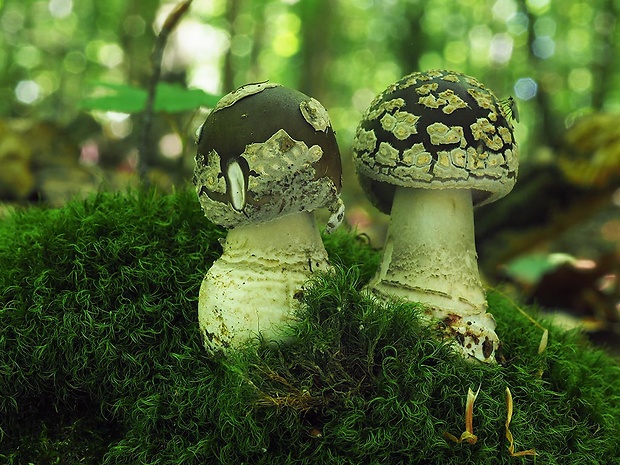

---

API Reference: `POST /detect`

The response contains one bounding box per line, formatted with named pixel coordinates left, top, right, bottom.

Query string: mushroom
left=351, top=70, right=518, bottom=362
left=193, top=82, right=345, bottom=353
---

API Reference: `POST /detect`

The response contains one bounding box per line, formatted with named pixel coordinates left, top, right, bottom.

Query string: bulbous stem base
left=198, top=212, right=330, bottom=353
left=368, top=187, right=499, bottom=362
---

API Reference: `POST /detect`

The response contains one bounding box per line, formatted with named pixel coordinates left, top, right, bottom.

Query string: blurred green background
left=0, top=0, right=619, bottom=347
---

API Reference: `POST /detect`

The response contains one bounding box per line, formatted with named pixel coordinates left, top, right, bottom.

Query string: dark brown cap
left=194, top=82, right=344, bottom=229
left=352, top=70, right=518, bottom=214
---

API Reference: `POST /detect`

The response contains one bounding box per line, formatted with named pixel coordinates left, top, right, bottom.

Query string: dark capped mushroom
left=352, top=70, right=518, bottom=362
left=194, top=82, right=344, bottom=353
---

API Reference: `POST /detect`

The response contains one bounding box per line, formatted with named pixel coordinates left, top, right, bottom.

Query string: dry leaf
left=505, top=387, right=537, bottom=457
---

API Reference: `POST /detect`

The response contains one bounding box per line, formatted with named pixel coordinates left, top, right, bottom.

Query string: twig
left=250, top=365, right=327, bottom=412
left=138, top=0, right=193, bottom=183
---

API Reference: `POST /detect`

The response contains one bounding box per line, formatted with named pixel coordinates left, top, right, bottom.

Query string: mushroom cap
left=194, top=82, right=343, bottom=228
left=352, top=70, right=519, bottom=214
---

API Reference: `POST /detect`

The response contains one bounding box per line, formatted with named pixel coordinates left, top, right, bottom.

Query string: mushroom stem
left=198, top=211, right=330, bottom=353
left=369, top=187, right=499, bottom=362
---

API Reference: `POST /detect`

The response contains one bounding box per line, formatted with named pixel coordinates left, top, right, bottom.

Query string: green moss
left=1, top=188, right=619, bottom=464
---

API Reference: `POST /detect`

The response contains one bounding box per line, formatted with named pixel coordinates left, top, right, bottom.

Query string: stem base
left=369, top=188, right=499, bottom=362
left=198, top=212, right=330, bottom=353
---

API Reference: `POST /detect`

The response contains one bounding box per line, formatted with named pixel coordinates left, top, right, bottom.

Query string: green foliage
left=1, top=188, right=619, bottom=464
left=80, top=82, right=221, bottom=113
left=502, top=253, right=567, bottom=285
left=321, top=228, right=381, bottom=283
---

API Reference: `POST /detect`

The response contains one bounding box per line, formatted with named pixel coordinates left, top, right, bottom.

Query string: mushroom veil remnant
left=352, top=70, right=518, bottom=363
left=193, top=82, right=345, bottom=353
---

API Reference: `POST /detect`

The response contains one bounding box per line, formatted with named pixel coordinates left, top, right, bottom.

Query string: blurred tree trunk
left=248, top=2, right=267, bottom=82
left=590, top=0, right=617, bottom=110
left=297, top=0, right=336, bottom=99
left=519, top=0, right=562, bottom=150
left=222, top=0, right=242, bottom=93
left=121, top=0, right=160, bottom=85
left=393, top=3, right=424, bottom=74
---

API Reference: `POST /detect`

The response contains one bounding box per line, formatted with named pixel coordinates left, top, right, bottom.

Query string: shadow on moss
left=0, top=188, right=618, bottom=464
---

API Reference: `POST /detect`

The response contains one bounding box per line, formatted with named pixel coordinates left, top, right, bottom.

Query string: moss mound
left=0, top=188, right=619, bottom=464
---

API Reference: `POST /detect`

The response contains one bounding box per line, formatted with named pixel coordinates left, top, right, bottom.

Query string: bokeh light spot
left=489, top=33, right=514, bottom=64
left=15, top=80, right=41, bottom=104
left=534, top=16, right=556, bottom=37
left=351, top=88, right=375, bottom=113
left=231, top=34, right=252, bottom=57
left=98, top=43, right=124, bottom=68
left=272, top=32, right=299, bottom=57
left=48, top=0, right=73, bottom=19
left=104, top=112, right=132, bottom=139
left=124, top=15, right=146, bottom=37
left=532, top=36, right=555, bottom=59
left=15, top=45, right=41, bottom=69
left=419, top=52, right=443, bottom=72
left=568, top=68, right=592, bottom=93
left=445, top=41, right=468, bottom=65
left=525, top=0, right=551, bottom=15
left=159, top=133, right=183, bottom=159
left=514, top=77, right=538, bottom=100
left=492, top=0, right=517, bottom=22
left=506, top=13, right=529, bottom=35
left=1, top=8, right=25, bottom=34
left=63, top=51, right=87, bottom=74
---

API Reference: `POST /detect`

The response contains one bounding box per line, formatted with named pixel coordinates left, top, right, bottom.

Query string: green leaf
left=503, top=253, right=574, bottom=285
left=80, top=82, right=147, bottom=113
left=80, top=82, right=220, bottom=113
left=154, top=82, right=221, bottom=112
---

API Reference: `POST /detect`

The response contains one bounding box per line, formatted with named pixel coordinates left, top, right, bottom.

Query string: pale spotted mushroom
left=193, top=82, right=345, bottom=354
left=351, top=70, right=518, bottom=363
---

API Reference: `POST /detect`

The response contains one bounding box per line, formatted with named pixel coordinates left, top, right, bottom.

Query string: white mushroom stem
left=198, top=211, right=330, bottom=353
left=369, top=187, right=499, bottom=362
